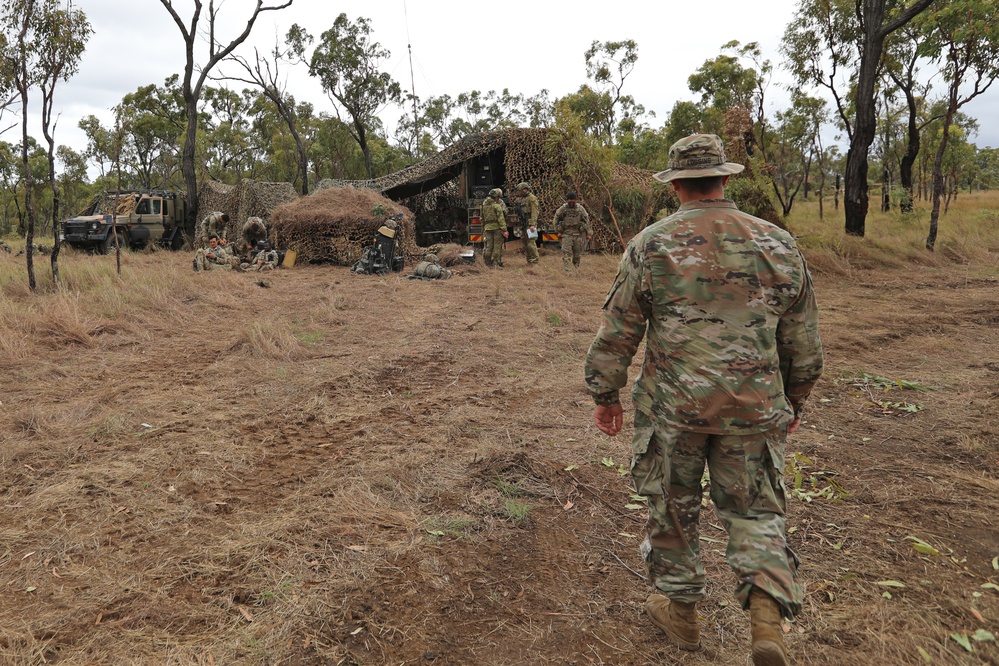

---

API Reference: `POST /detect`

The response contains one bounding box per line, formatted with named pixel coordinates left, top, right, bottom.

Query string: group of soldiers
left=192, top=212, right=280, bottom=272
left=480, top=183, right=594, bottom=270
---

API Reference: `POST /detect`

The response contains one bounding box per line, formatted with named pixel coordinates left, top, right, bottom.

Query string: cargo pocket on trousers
left=630, top=419, right=665, bottom=499
left=763, top=425, right=790, bottom=515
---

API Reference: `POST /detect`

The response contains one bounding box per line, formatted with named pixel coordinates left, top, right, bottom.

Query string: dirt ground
left=1, top=243, right=997, bottom=665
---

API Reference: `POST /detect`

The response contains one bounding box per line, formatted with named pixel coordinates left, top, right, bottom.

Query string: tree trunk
left=926, top=106, right=955, bottom=251
left=182, top=95, right=199, bottom=241
left=882, top=166, right=890, bottom=212
left=834, top=173, right=840, bottom=211
left=898, top=88, right=919, bottom=213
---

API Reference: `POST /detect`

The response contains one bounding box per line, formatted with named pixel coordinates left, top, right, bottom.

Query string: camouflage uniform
left=409, top=253, right=453, bottom=280
left=515, top=183, right=540, bottom=264
left=553, top=199, right=592, bottom=270
left=585, top=187, right=823, bottom=618
left=247, top=248, right=280, bottom=272
left=196, top=211, right=228, bottom=247
left=241, top=217, right=267, bottom=256
left=481, top=188, right=506, bottom=267
left=193, top=240, right=231, bottom=271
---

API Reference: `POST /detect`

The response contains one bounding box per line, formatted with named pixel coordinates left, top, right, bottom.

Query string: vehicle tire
left=101, top=230, right=127, bottom=255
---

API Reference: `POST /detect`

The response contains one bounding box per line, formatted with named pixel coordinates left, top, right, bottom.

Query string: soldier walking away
left=514, top=182, right=540, bottom=264
left=481, top=187, right=506, bottom=268
left=553, top=192, right=592, bottom=270
left=584, top=134, right=823, bottom=666
left=196, top=211, right=230, bottom=248
left=408, top=253, right=453, bottom=280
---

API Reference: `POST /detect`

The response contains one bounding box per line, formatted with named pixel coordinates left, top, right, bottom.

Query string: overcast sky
left=25, top=0, right=999, bottom=172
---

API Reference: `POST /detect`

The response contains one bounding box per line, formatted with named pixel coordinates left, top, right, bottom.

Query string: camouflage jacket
left=253, top=249, right=279, bottom=269
left=201, top=211, right=227, bottom=239
left=481, top=197, right=506, bottom=231
left=584, top=199, right=823, bottom=434
left=554, top=203, right=592, bottom=236
left=517, top=193, right=539, bottom=227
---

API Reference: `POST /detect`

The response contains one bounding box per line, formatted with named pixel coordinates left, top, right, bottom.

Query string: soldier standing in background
left=553, top=192, right=592, bottom=270
left=584, top=134, right=823, bottom=666
left=481, top=188, right=506, bottom=268
left=515, top=182, right=540, bottom=265
left=196, top=211, right=230, bottom=247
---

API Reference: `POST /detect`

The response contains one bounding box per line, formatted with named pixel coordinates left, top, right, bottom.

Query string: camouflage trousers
left=630, top=410, right=802, bottom=618
left=483, top=229, right=504, bottom=267
left=560, top=233, right=584, bottom=270
left=193, top=250, right=230, bottom=272
left=522, top=231, right=539, bottom=264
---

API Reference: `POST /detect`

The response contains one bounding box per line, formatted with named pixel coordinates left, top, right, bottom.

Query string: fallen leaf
left=882, top=591, right=892, bottom=599
left=982, top=583, right=999, bottom=593
left=624, top=503, right=644, bottom=510
left=24, top=586, right=36, bottom=593
left=563, top=465, right=578, bottom=472
left=972, top=629, right=996, bottom=643
left=350, top=626, right=364, bottom=636
left=563, top=500, right=574, bottom=510
left=238, top=607, right=254, bottom=622
left=950, top=633, right=973, bottom=653
left=875, top=580, right=906, bottom=588
left=970, top=608, right=985, bottom=623
left=141, top=423, right=152, bottom=428
left=906, top=536, right=940, bottom=557
left=917, top=646, right=932, bottom=663
left=992, top=556, right=998, bottom=571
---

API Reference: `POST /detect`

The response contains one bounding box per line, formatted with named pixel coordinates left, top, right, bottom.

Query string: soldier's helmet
left=517, top=182, right=530, bottom=191
left=489, top=188, right=502, bottom=198
left=424, top=253, right=439, bottom=264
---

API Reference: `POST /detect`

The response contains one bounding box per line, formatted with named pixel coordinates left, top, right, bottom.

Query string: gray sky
left=25, top=0, right=999, bottom=173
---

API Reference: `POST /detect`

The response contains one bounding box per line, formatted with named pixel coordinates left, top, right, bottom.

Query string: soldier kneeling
left=408, top=253, right=453, bottom=280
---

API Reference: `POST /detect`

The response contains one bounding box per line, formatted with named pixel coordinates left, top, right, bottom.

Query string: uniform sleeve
left=777, top=251, right=824, bottom=418
left=584, top=244, right=649, bottom=406
left=553, top=206, right=563, bottom=233
left=528, top=197, right=539, bottom=225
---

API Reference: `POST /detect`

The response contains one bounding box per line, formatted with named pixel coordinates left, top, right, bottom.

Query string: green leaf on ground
left=906, top=536, right=940, bottom=556
left=917, top=646, right=932, bottom=663
left=950, top=633, right=973, bottom=652
left=972, top=629, right=996, bottom=643
left=982, top=583, right=999, bottom=593
left=992, top=555, right=998, bottom=570
left=600, top=457, right=615, bottom=467
left=875, top=580, right=906, bottom=588
left=623, top=503, right=645, bottom=510
left=563, top=465, right=578, bottom=472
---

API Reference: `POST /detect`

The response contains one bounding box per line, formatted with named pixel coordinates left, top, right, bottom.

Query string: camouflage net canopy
left=79, top=192, right=142, bottom=216
left=319, top=128, right=676, bottom=253
left=268, top=186, right=419, bottom=265
left=197, top=179, right=301, bottom=241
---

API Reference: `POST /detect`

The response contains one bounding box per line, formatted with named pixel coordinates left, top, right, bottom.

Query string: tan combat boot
left=749, top=590, right=789, bottom=666
left=645, top=594, right=701, bottom=651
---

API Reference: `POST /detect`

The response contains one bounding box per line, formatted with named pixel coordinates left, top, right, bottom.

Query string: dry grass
left=1, top=205, right=998, bottom=665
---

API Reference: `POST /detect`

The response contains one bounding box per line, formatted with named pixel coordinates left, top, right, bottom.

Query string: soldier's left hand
left=594, top=404, right=624, bottom=436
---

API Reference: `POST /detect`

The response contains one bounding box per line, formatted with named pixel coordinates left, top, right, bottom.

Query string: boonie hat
left=517, top=182, right=530, bottom=190
left=653, top=134, right=745, bottom=184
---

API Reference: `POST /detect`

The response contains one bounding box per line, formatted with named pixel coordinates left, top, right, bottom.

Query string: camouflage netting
left=82, top=192, right=139, bottom=216
left=268, top=186, right=418, bottom=265
left=197, top=179, right=301, bottom=240
left=318, top=128, right=676, bottom=254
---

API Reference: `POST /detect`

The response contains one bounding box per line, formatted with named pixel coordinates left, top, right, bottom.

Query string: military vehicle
left=460, top=154, right=558, bottom=247
left=62, top=190, right=187, bottom=253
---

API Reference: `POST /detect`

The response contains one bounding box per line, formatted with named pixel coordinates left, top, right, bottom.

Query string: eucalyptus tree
left=158, top=0, right=294, bottom=238
left=917, top=0, right=999, bottom=250
left=303, top=14, right=401, bottom=179
left=225, top=26, right=310, bottom=194
left=35, top=0, right=90, bottom=284
left=783, top=0, right=934, bottom=237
